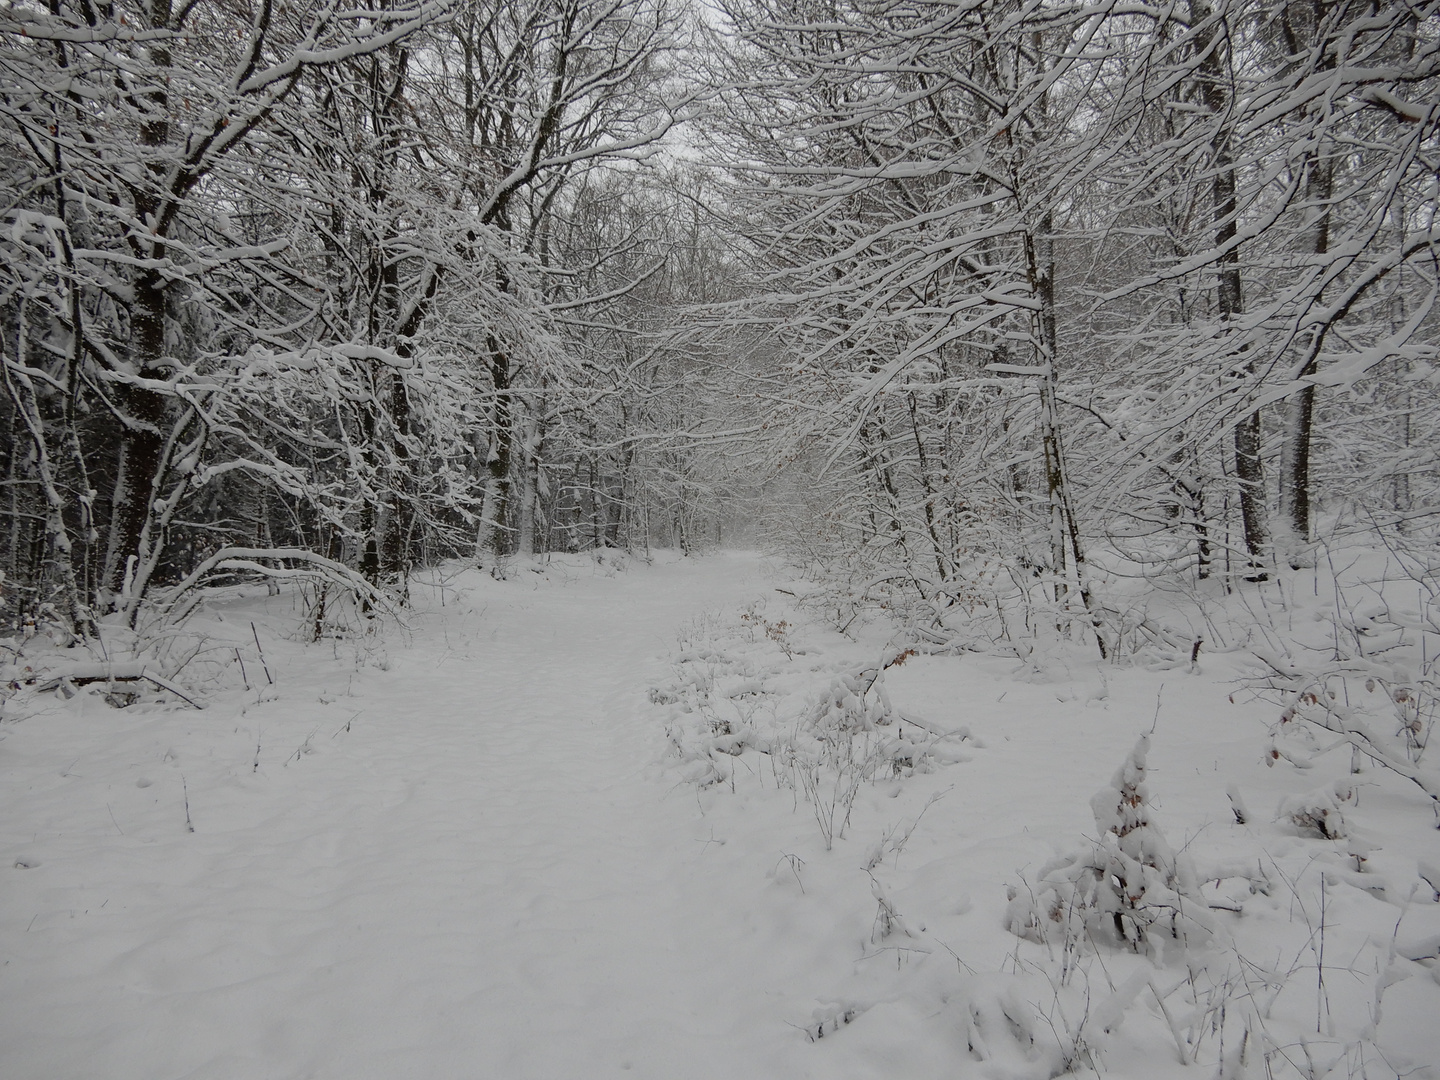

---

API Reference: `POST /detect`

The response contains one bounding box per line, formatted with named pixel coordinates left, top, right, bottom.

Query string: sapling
left=1088, top=733, right=1204, bottom=947
left=1006, top=734, right=1210, bottom=954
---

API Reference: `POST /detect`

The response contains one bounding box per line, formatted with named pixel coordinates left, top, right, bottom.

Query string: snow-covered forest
left=2, top=1, right=1438, bottom=1077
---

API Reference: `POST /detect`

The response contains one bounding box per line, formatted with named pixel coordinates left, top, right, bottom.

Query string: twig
left=140, top=669, right=204, bottom=709
left=333, top=711, right=360, bottom=738
left=1317, top=873, right=1329, bottom=1033
left=775, top=852, right=805, bottom=893
left=1150, top=979, right=1191, bottom=1064
left=251, top=623, right=273, bottom=685
left=181, top=775, right=194, bottom=833
left=284, top=729, right=317, bottom=766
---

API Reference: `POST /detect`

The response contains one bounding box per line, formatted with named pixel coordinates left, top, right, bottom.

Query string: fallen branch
left=21, top=661, right=204, bottom=709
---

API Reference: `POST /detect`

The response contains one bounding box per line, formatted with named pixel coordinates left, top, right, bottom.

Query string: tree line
left=1, top=0, right=741, bottom=637
left=703, top=0, right=1438, bottom=654
left=2, top=0, right=1436, bottom=645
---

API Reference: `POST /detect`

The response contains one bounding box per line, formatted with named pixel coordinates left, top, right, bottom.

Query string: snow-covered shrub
left=1278, top=779, right=1357, bottom=840
left=1253, top=535, right=1440, bottom=824
left=806, top=665, right=893, bottom=735
left=740, top=606, right=798, bottom=658
left=1264, top=671, right=1439, bottom=818
left=788, top=729, right=875, bottom=851
left=651, top=605, right=974, bottom=842
left=1005, top=734, right=1211, bottom=956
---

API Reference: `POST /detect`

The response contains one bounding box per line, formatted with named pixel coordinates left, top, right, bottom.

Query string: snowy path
left=1, top=554, right=825, bottom=1080
left=9, top=553, right=1440, bottom=1080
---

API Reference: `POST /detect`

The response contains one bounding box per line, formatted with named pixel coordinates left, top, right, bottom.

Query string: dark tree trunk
left=101, top=269, right=169, bottom=604
left=1194, top=0, right=1269, bottom=579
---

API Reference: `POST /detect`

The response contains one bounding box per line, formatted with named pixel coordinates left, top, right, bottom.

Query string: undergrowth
left=650, top=597, right=978, bottom=849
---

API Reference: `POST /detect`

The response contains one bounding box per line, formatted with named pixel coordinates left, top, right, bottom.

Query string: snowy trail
left=12, top=553, right=1439, bottom=1080
left=332, top=556, right=768, bottom=1079
left=1, top=554, right=821, bottom=1080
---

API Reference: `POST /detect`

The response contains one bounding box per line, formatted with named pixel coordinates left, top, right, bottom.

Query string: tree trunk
left=101, top=271, right=169, bottom=608
left=476, top=334, right=514, bottom=563
left=907, top=391, right=950, bottom=583
left=101, top=8, right=178, bottom=616
left=516, top=408, right=539, bottom=559
left=1, top=329, right=92, bottom=639
left=1277, top=148, right=1334, bottom=567
left=381, top=368, right=412, bottom=586
left=1027, top=219, right=1107, bottom=659
left=1194, top=0, right=1269, bottom=579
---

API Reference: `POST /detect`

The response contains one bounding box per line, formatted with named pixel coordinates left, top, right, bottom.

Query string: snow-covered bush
left=1253, top=539, right=1440, bottom=824
left=1278, top=779, right=1357, bottom=840
left=651, top=602, right=974, bottom=845
left=1005, top=734, right=1212, bottom=957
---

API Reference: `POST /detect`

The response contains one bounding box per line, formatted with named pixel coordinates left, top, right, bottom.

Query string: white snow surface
left=3, top=550, right=1439, bottom=1079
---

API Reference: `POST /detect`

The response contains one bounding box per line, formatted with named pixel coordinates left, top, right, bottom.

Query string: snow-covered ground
left=2, top=551, right=1438, bottom=1079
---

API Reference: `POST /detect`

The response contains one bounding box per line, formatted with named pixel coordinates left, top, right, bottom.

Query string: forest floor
left=1, top=551, right=1438, bottom=1080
